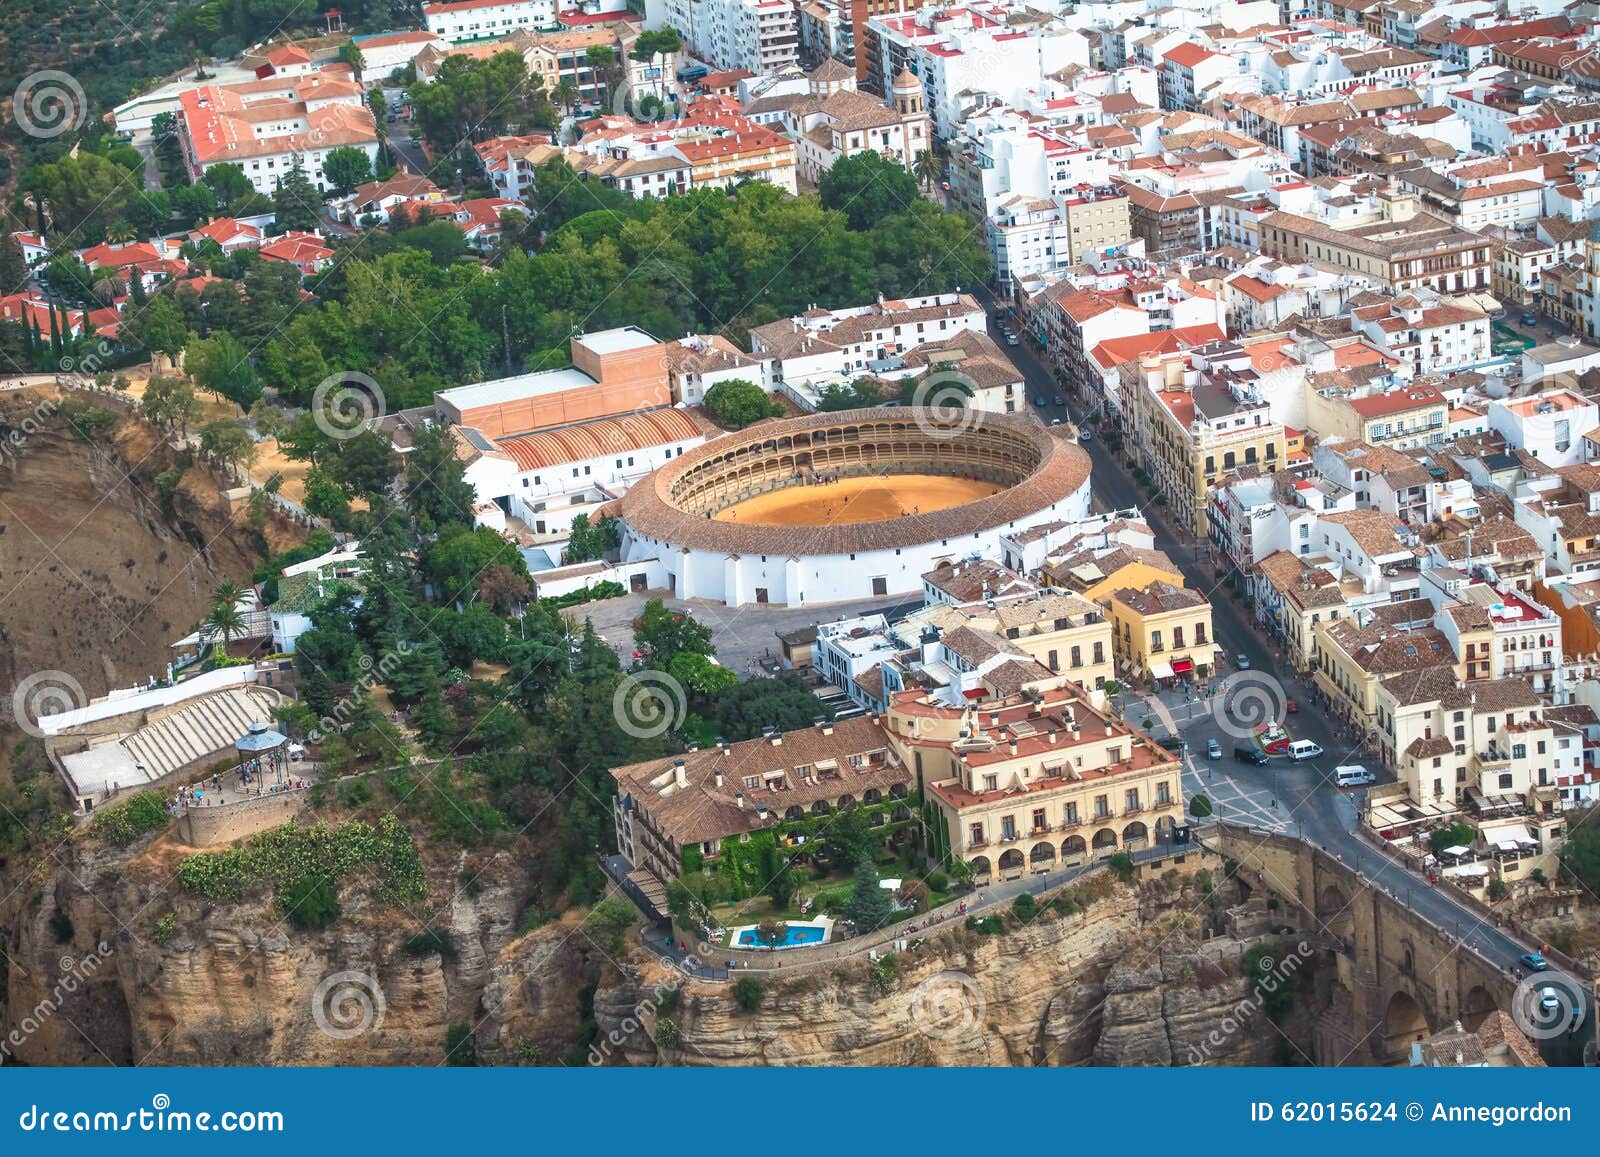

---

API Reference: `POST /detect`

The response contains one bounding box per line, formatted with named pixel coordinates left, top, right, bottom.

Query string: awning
left=1149, top=661, right=1174, bottom=679
left=1172, top=657, right=1195, bottom=675
left=1441, top=844, right=1471, bottom=857
left=1445, top=863, right=1490, bottom=877
left=1496, top=840, right=1519, bottom=853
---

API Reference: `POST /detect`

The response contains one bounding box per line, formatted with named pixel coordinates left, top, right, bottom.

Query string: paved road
left=975, top=290, right=1594, bottom=1063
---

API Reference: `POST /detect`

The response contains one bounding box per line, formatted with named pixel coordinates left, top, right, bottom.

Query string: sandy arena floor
left=713, top=475, right=1000, bottom=526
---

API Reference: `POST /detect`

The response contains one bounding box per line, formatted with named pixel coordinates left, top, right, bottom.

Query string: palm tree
left=92, top=275, right=125, bottom=305
left=106, top=221, right=137, bottom=244
left=205, top=601, right=246, bottom=655
left=553, top=80, right=579, bottom=116
left=213, top=579, right=243, bottom=609
left=912, top=149, right=941, bottom=192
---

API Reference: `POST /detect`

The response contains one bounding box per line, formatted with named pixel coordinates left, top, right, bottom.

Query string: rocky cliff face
left=0, top=830, right=543, bottom=1066
left=575, top=873, right=1316, bottom=1067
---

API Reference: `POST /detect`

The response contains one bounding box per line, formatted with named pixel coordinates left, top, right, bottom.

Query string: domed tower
left=891, top=66, right=924, bottom=118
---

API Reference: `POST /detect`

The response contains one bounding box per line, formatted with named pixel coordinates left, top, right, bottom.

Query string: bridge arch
left=1317, top=883, right=1355, bottom=943
left=1382, top=990, right=1432, bottom=1063
left=1461, top=985, right=1499, bottom=1033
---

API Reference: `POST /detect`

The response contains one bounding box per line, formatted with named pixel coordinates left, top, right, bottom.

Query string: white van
left=1286, top=739, right=1323, bottom=762
left=1334, top=764, right=1375, bottom=787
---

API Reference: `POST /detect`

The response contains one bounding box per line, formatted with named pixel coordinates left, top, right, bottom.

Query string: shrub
left=1487, top=878, right=1508, bottom=901
left=91, top=791, right=169, bottom=846
left=654, top=1016, right=680, bottom=1049
left=588, top=895, right=639, bottom=952
left=337, top=778, right=373, bottom=809
left=924, top=871, right=948, bottom=893
left=445, top=1022, right=478, bottom=1065
left=1189, top=794, right=1214, bottom=818
left=280, top=874, right=341, bottom=930
left=733, top=976, right=765, bottom=1012
left=153, top=913, right=177, bottom=946
left=1012, top=893, right=1037, bottom=922
left=869, top=954, right=897, bottom=994
left=1107, top=853, right=1135, bottom=883
left=49, top=909, right=74, bottom=944
left=1531, top=867, right=1546, bottom=885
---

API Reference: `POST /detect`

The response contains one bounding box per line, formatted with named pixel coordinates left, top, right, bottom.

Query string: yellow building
left=1134, top=351, right=1287, bottom=535
left=1313, top=615, right=1462, bottom=735
left=1105, top=580, right=1219, bottom=686
left=1302, top=380, right=1449, bottom=451
left=915, top=591, right=1115, bottom=691
left=885, top=678, right=1183, bottom=882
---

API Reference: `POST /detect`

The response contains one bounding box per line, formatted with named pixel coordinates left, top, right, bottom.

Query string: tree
left=205, top=600, right=247, bottom=653
left=566, top=513, right=620, bottom=563
left=715, top=675, right=832, bottom=741
left=634, top=599, right=713, bottom=668
left=187, top=331, right=261, bottom=406
left=403, top=423, right=477, bottom=531
left=249, top=398, right=289, bottom=441
left=1428, top=821, right=1478, bottom=856
left=1188, top=793, right=1213, bottom=818
left=912, top=148, right=942, bottom=191
left=843, top=862, right=893, bottom=932
left=427, top=527, right=530, bottom=607
left=667, top=651, right=737, bottom=698
left=272, top=162, right=323, bottom=230
left=281, top=873, right=341, bottom=929
left=199, top=418, right=257, bottom=474
left=323, top=147, right=373, bottom=197
left=125, top=295, right=190, bottom=358
left=441, top=602, right=507, bottom=668
left=823, top=805, right=878, bottom=869
left=203, top=163, right=255, bottom=209
left=733, top=975, right=764, bottom=1012
left=552, top=80, right=579, bottom=115
left=819, top=150, right=920, bottom=232
left=141, top=375, right=203, bottom=435
left=702, top=378, right=781, bottom=428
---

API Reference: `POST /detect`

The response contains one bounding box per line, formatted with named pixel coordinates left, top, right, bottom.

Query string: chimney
left=735, top=790, right=745, bottom=809
left=768, top=728, right=783, bottom=747
left=1048, top=730, right=1059, bottom=745
left=714, top=769, right=723, bottom=788
left=673, top=759, right=688, bottom=789
left=1008, top=739, right=1019, bottom=755
left=1105, top=723, right=1113, bottom=737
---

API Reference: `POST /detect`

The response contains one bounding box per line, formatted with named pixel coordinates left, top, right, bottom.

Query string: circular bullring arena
left=618, top=408, right=1092, bottom=607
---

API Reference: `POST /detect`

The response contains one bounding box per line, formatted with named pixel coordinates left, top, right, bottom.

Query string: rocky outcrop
left=588, top=875, right=1318, bottom=1067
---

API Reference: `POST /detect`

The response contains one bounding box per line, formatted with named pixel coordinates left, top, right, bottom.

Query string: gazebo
left=235, top=720, right=290, bottom=787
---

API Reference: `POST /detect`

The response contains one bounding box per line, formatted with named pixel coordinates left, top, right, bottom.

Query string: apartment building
left=885, top=680, right=1183, bottom=882
left=665, top=0, right=798, bottom=75
left=1304, top=381, right=1448, bottom=452
left=1104, top=580, right=1218, bottom=686
left=423, top=0, right=557, bottom=42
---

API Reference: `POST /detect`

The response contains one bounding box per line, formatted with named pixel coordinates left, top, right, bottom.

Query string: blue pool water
left=736, top=923, right=826, bottom=948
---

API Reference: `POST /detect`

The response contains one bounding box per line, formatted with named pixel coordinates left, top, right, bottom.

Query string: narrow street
left=976, top=291, right=1593, bottom=1061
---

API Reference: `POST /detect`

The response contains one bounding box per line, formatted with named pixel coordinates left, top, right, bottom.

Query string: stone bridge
left=1207, top=824, right=1520, bottom=1065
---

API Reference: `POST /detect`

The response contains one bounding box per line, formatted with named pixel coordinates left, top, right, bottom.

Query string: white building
left=662, top=0, right=798, bottom=74
left=1486, top=389, right=1600, bottom=469
left=423, top=0, right=557, bottom=42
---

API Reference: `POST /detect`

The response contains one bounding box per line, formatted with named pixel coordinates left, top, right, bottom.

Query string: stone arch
left=1029, top=841, right=1056, bottom=867
left=998, top=848, right=1025, bottom=875
left=785, top=805, right=805, bottom=822
left=1091, top=828, right=1118, bottom=854
left=970, top=855, right=992, bottom=881
left=1122, top=820, right=1149, bottom=849
left=863, top=788, right=882, bottom=805
left=1461, top=985, right=1499, bottom=1033
left=1062, top=834, right=1087, bottom=859
left=811, top=800, right=831, bottom=816
left=1382, top=990, right=1432, bottom=1062
left=1318, top=884, right=1355, bottom=943
left=837, top=794, right=855, bottom=810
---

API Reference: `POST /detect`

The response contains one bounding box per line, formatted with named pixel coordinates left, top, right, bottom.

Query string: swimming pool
left=735, top=923, right=827, bottom=948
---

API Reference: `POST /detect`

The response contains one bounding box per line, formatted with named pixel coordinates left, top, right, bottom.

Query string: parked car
left=1234, top=745, right=1268, bottom=765
left=1206, top=738, right=1222, bottom=759
left=1285, top=698, right=1299, bottom=714
left=1053, top=395, right=1064, bottom=406
left=1520, top=952, right=1551, bottom=973
left=1005, top=334, right=1020, bottom=346
left=1049, top=418, right=1063, bottom=426
left=1286, top=739, right=1323, bottom=762
left=1035, top=396, right=1048, bottom=406
left=1079, top=427, right=1093, bottom=441
left=1521, top=312, right=1538, bottom=326
left=1236, top=653, right=1250, bottom=669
